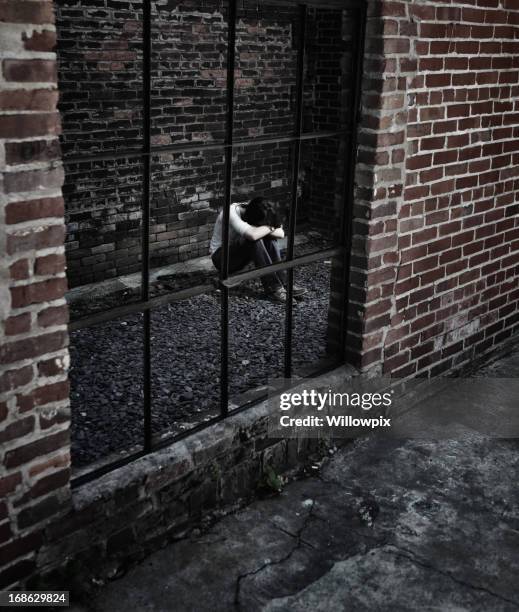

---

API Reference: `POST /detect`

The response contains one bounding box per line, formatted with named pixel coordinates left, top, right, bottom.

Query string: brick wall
left=2, top=0, right=519, bottom=593
left=348, top=0, right=519, bottom=377
left=0, top=0, right=71, bottom=588
left=56, top=0, right=352, bottom=286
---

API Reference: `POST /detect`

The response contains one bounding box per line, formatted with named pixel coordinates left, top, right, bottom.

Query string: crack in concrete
left=388, top=546, right=519, bottom=608
left=269, top=523, right=317, bottom=550
left=234, top=498, right=393, bottom=611
left=233, top=502, right=317, bottom=609
left=319, top=474, right=519, bottom=607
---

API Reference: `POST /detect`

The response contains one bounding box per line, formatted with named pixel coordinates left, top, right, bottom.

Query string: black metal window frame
left=69, top=0, right=367, bottom=487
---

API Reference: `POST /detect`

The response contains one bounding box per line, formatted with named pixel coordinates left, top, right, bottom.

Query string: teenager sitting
left=209, top=197, right=306, bottom=303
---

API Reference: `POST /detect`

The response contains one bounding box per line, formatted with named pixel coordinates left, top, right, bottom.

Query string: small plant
left=209, top=460, right=221, bottom=481
left=257, top=464, right=285, bottom=496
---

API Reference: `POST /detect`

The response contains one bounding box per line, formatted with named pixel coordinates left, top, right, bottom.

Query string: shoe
left=292, top=284, right=307, bottom=299
left=266, top=287, right=287, bottom=303
left=226, top=277, right=244, bottom=289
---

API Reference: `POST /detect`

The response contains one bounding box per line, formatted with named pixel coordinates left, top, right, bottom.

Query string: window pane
left=151, top=0, right=229, bottom=146
left=292, top=257, right=344, bottom=376
left=69, top=314, right=144, bottom=471
left=294, top=136, right=347, bottom=258
left=149, top=148, right=225, bottom=296
left=151, top=295, right=220, bottom=441
left=234, top=1, right=299, bottom=140
left=225, top=141, right=293, bottom=280
left=303, top=7, right=355, bottom=134
left=56, top=0, right=144, bottom=156
left=228, top=290, right=285, bottom=410
left=65, top=158, right=143, bottom=320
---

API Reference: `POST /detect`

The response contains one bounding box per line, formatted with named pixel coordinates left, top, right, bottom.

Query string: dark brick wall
left=55, top=0, right=353, bottom=286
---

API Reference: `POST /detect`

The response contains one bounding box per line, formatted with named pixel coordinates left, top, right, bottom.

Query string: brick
left=28, top=452, right=69, bottom=478
left=22, top=29, right=56, bottom=52
left=0, top=89, right=59, bottom=112
left=34, top=254, right=66, bottom=276
left=7, top=225, right=65, bottom=255
left=26, top=469, right=70, bottom=501
left=0, top=472, right=22, bottom=497
left=33, top=381, right=69, bottom=407
left=4, top=313, right=31, bottom=336
left=2, top=59, right=57, bottom=83
left=5, top=198, right=64, bottom=224
left=5, top=139, right=61, bottom=166
left=0, top=417, right=34, bottom=445
left=40, top=407, right=69, bottom=430
left=0, top=1, right=55, bottom=24
left=17, top=495, right=62, bottom=529
left=37, top=357, right=65, bottom=378
left=4, top=167, right=64, bottom=194
left=0, top=112, right=60, bottom=139
left=0, top=331, right=68, bottom=366
left=4, top=430, right=69, bottom=469
left=10, top=278, right=67, bottom=308
left=37, top=305, right=69, bottom=328
left=0, top=522, right=12, bottom=544
left=0, top=365, right=33, bottom=394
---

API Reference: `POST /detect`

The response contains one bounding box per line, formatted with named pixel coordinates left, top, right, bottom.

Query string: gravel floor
left=69, top=260, right=340, bottom=468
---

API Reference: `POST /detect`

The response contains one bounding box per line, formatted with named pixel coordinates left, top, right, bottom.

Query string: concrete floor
left=75, top=343, right=519, bottom=612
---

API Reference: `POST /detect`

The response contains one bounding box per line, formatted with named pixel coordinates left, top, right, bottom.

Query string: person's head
left=242, top=197, right=280, bottom=228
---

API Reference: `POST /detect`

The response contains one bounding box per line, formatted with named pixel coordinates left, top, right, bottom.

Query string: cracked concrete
left=73, top=342, right=519, bottom=612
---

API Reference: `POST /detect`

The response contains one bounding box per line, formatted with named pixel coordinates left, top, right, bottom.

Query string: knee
left=249, top=238, right=266, bottom=250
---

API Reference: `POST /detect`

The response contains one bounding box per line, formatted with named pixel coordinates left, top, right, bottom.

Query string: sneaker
left=266, top=287, right=287, bottom=303
left=226, top=277, right=244, bottom=289
left=292, top=284, right=307, bottom=299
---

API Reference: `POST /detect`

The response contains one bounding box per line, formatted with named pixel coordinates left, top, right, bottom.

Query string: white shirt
left=209, top=203, right=253, bottom=255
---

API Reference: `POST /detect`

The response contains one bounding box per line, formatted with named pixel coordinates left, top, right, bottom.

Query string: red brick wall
left=348, top=0, right=519, bottom=376
left=0, top=0, right=71, bottom=588
left=1, top=0, right=519, bottom=591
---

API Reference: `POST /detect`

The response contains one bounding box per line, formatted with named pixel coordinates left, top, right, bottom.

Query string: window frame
left=68, top=0, right=367, bottom=487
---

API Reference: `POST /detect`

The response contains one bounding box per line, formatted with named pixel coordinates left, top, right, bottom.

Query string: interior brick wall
left=56, top=0, right=350, bottom=287
left=0, top=0, right=71, bottom=589
left=348, top=0, right=519, bottom=377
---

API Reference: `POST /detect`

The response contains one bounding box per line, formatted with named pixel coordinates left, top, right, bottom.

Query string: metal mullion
left=69, top=283, right=215, bottom=332
left=284, top=4, right=307, bottom=379
left=220, top=0, right=237, bottom=418
left=62, top=131, right=350, bottom=165
left=142, top=0, right=152, bottom=452
left=69, top=246, right=340, bottom=334
left=223, top=247, right=342, bottom=286
left=339, top=4, right=367, bottom=361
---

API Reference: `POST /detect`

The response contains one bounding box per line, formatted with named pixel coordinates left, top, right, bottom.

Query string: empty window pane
left=151, top=0, right=229, bottom=146
left=151, top=295, right=220, bottom=441
left=69, top=314, right=144, bottom=470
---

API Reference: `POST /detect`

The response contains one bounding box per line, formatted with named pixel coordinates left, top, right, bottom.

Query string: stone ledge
left=34, top=364, right=357, bottom=592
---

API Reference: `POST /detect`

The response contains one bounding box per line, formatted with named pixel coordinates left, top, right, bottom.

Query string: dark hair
left=242, top=197, right=281, bottom=228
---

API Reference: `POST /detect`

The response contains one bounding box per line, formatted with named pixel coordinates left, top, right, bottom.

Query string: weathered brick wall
left=55, top=1, right=351, bottom=286
left=348, top=0, right=519, bottom=377
left=3, top=0, right=519, bottom=593
left=0, top=0, right=71, bottom=588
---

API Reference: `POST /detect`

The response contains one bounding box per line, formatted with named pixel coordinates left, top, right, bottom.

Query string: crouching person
left=210, top=197, right=306, bottom=303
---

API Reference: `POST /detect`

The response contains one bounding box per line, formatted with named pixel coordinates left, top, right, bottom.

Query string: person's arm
left=229, top=204, right=273, bottom=242
left=269, top=226, right=284, bottom=239
left=243, top=225, right=275, bottom=241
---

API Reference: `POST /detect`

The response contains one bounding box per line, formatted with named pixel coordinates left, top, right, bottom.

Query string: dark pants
left=211, top=237, right=286, bottom=293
